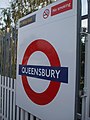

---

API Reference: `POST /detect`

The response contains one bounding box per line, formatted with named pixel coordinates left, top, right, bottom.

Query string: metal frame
left=80, top=0, right=90, bottom=120
left=87, top=1, right=90, bottom=119
left=78, top=1, right=90, bottom=120
left=82, top=15, right=88, bottom=20
left=75, top=0, right=81, bottom=120
left=88, top=0, right=90, bottom=33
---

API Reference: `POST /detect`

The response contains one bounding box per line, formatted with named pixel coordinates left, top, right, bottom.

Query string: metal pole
left=81, top=33, right=88, bottom=120
left=81, top=33, right=90, bottom=120
left=86, top=34, right=90, bottom=120
left=75, top=0, right=81, bottom=120
left=81, top=1, right=90, bottom=120
left=88, top=0, right=90, bottom=33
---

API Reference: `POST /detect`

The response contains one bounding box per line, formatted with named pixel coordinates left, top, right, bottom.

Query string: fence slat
left=13, top=80, right=15, bottom=120
left=4, top=77, right=7, bottom=118
left=20, top=109, right=24, bottom=120
left=30, top=114, right=34, bottom=120
left=0, top=75, right=1, bottom=114
left=7, top=77, right=9, bottom=120
left=10, top=78, right=13, bottom=120
left=16, top=106, right=19, bottom=120
left=1, top=76, right=4, bottom=119
left=25, top=111, right=28, bottom=120
left=36, top=118, right=40, bottom=120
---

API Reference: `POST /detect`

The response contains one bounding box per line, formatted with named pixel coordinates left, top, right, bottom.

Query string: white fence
left=0, top=75, right=40, bottom=120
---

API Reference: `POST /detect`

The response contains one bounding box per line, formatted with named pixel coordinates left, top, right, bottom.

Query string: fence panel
left=0, top=75, right=41, bottom=120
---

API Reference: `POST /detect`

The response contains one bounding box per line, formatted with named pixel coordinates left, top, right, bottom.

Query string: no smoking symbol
left=43, top=9, right=50, bottom=19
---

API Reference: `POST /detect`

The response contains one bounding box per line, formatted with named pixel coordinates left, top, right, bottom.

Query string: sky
left=82, top=0, right=88, bottom=15
left=81, top=0, right=88, bottom=28
left=0, top=0, right=11, bottom=16
left=0, top=0, right=10, bottom=8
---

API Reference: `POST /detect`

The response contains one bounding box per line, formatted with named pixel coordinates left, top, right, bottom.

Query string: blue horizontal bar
left=19, top=65, right=68, bottom=83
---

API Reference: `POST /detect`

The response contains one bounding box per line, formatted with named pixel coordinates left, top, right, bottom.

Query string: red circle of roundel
left=22, top=39, right=61, bottom=105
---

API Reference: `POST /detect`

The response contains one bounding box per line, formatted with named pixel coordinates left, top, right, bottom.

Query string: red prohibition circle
left=43, top=9, right=50, bottom=19
left=21, top=39, right=61, bottom=105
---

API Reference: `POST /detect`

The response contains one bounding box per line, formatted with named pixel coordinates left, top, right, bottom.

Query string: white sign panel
left=16, top=0, right=77, bottom=119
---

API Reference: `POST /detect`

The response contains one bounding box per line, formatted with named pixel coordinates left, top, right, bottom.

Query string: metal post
left=75, top=0, right=81, bottom=120
left=81, top=1, right=90, bottom=120
left=81, top=33, right=88, bottom=120
left=85, top=34, right=90, bottom=120
left=80, top=32, right=90, bottom=120
left=88, top=0, right=90, bottom=33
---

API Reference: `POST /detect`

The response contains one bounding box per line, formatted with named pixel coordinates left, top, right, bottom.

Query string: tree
left=0, top=0, right=56, bottom=78
left=1, top=8, right=12, bottom=30
left=1, top=0, right=56, bottom=28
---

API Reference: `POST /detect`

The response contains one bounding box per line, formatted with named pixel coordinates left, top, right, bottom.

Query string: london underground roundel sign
left=21, top=39, right=61, bottom=105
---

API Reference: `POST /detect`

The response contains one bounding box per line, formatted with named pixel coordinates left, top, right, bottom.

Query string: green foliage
left=1, top=8, right=12, bottom=28
left=1, top=0, right=56, bottom=28
left=0, top=0, right=56, bottom=78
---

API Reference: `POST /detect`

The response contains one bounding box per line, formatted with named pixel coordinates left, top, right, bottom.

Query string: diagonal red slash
left=43, top=9, right=50, bottom=19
